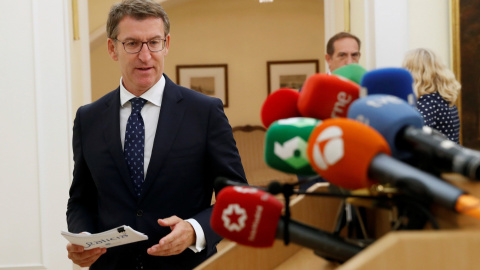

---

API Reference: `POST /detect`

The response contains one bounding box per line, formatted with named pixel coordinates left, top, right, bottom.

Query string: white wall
left=372, top=0, right=409, bottom=68
left=407, top=0, right=450, bottom=67
left=0, top=0, right=83, bottom=269
left=324, top=0, right=451, bottom=70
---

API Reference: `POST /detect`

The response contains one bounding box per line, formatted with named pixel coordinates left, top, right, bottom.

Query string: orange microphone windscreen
left=455, top=194, right=480, bottom=221
left=306, top=118, right=391, bottom=190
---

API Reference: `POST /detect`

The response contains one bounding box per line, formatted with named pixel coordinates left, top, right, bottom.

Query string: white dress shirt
left=119, top=75, right=206, bottom=253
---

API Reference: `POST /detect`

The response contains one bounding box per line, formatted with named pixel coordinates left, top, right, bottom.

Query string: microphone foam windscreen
left=360, top=68, right=416, bottom=105
left=298, top=74, right=360, bottom=120
left=261, top=88, right=301, bottom=128
left=264, top=117, right=320, bottom=175
left=332, top=63, right=367, bottom=85
left=306, top=118, right=390, bottom=190
left=347, top=94, right=424, bottom=159
left=211, top=186, right=283, bottom=247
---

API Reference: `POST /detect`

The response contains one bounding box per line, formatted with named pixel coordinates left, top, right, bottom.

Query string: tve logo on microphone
left=221, top=204, right=247, bottom=232
left=310, top=126, right=344, bottom=170
left=331, top=92, right=354, bottom=118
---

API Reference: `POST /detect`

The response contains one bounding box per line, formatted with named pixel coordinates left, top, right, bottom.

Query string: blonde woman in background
left=403, top=48, right=461, bottom=143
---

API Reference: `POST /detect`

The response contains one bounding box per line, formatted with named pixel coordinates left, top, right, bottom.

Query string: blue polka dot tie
left=124, top=97, right=147, bottom=197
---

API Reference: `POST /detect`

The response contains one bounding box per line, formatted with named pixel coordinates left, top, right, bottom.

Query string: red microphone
left=261, top=88, right=301, bottom=128
left=297, top=74, right=360, bottom=120
left=210, top=185, right=363, bottom=262
left=211, top=186, right=283, bottom=247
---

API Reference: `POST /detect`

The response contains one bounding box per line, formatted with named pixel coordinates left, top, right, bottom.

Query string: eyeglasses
left=115, top=38, right=166, bottom=53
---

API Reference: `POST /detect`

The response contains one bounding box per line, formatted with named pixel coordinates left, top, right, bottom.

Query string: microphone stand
left=266, top=179, right=441, bottom=241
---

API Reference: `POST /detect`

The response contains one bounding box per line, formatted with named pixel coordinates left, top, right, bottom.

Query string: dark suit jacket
left=66, top=75, right=247, bottom=269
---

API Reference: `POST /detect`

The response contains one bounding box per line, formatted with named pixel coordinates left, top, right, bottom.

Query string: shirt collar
left=120, top=75, right=165, bottom=107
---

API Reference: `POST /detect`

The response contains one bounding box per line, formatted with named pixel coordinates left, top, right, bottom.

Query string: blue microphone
left=360, top=68, right=416, bottom=106
left=348, top=94, right=480, bottom=180
left=347, top=95, right=423, bottom=159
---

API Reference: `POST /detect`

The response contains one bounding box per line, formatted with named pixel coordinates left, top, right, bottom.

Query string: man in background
left=299, top=32, right=362, bottom=190
left=300, top=32, right=363, bottom=238
left=325, top=32, right=361, bottom=73
left=65, top=0, right=246, bottom=269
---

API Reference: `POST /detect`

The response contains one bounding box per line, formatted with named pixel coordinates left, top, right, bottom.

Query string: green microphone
left=332, top=63, right=367, bottom=85
left=264, top=117, right=320, bottom=176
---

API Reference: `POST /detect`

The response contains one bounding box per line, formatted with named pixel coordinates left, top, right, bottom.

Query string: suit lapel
left=141, top=77, right=185, bottom=199
left=102, top=88, right=138, bottom=199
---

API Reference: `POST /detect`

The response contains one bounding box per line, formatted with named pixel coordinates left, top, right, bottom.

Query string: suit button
left=137, top=210, right=143, bottom=216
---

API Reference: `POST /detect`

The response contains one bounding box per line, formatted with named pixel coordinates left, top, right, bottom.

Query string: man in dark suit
left=66, top=0, right=246, bottom=269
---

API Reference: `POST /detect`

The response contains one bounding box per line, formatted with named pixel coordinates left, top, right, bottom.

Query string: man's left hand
left=147, top=216, right=196, bottom=256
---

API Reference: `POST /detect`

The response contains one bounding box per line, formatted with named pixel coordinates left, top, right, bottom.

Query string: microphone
left=348, top=95, right=480, bottom=180
left=332, top=63, right=367, bottom=85
left=264, top=117, right=320, bottom=176
left=360, top=68, right=416, bottom=105
left=306, top=118, right=480, bottom=220
left=297, top=73, right=360, bottom=119
left=261, top=88, right=301, bottom=128
left=214, top=176, right=253, bottom=193
left=347, top=94, right=423, bottom=160
left=210, top=186, right=363, bottom=262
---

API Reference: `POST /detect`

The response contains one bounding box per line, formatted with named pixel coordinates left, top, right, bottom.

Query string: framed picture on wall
left=176, top=64, right=229, bottom=107
left=267, top=60, right=319, bottom=94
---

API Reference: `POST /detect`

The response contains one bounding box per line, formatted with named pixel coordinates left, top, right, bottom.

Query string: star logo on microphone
left=312, top=126, right=344, bottom=170
left=222, top=204, right=247, bottom=232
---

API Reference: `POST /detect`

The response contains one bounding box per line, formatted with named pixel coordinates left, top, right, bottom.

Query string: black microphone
left=266, top=176, right=321, bottom=195
left=305, top=118, right=476, bottom=212
left=214, top=176, right=254, bottom=192
left=348, top=94, right=480, bottom=180
left=211, top=186, right=363, bottom=263
left=401, top=125, right=480, bottom=180
left=368, top=154, right=464, bottom=209
left=276, top=218, right=362, bottom=262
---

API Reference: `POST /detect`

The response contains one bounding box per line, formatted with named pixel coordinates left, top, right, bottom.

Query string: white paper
left=61, top=225, right=148, bottom=250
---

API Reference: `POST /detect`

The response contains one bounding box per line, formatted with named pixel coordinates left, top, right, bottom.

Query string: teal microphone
left=332, top=63, right=367, bottom=85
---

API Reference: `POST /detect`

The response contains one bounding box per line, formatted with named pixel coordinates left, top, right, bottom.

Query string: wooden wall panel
left=460, top=0, right=480, bottom=149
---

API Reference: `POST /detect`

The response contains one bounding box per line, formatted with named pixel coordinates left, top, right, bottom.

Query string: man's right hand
left=66, top=243, right=106, bottom=267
